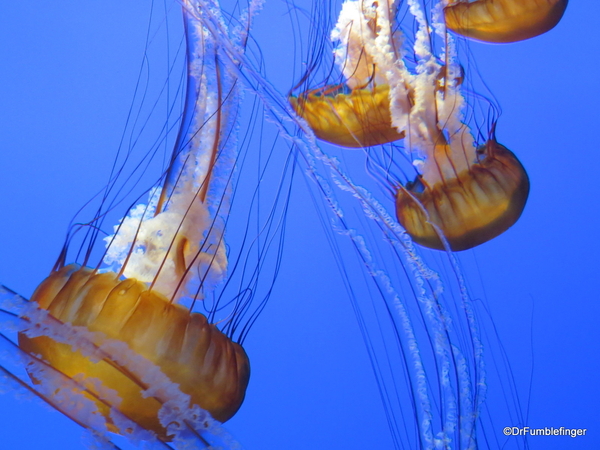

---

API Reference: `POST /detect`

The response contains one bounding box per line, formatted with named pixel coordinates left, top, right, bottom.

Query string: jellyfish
left=395, top=134, right=530, bottom=251
left=0, top=1, right=294, bottom=448
left=288, top=0, right=405, bottom=148
left=288, top=83, right=405, bottom=147
left=444, top=0, right=569, bottom=43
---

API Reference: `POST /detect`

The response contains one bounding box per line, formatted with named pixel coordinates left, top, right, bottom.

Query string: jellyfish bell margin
left=444, top=0, right=569, bottom=43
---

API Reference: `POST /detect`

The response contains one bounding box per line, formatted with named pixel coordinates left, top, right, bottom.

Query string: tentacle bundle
left=18, top=264, right=249, bottom=439
left=395, top=140, right=529, bottom=251
left=444, top=0, right=569, bottom=43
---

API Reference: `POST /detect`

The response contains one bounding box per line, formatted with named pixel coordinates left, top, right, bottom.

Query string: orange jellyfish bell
left=444, top=0, right=569, bottom=43
left=290, top=84, right=404, bottom=148
left=18, top=265, right=249, bottom=438
left=395, top=136, right=529, bottom=251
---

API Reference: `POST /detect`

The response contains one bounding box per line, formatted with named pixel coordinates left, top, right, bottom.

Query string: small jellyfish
left=289, top=0, right=406, bottom=147
left=444, top=0, right=569, bottom=43
left=395, top=133, right=530, bottom=251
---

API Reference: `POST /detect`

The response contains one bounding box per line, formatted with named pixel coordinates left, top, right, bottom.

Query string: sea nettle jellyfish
left=0, top=1, right=293, bottom=448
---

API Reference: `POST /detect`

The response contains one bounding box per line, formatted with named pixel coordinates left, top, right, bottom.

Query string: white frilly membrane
left=331, top=0, right=477, bottom=186
left=102, top=16, right=231, bottom=302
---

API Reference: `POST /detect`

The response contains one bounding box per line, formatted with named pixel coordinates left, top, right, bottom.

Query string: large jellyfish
left=0, top=1, right=294, bottom=448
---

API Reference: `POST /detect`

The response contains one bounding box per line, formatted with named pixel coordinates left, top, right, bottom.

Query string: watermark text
left=503, top=427, right=587, bottom=438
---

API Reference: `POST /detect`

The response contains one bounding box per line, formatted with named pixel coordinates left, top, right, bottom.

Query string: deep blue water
left=0, top=1, right=597, bottom=449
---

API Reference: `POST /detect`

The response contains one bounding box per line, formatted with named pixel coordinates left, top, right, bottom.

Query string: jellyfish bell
left=444, top=0, right=569, bottom=43
left=289, top=84, right=404, bottom=148
left=396, top=135, right=530, bottom=251
left=17, top=264, right=249, bottom=439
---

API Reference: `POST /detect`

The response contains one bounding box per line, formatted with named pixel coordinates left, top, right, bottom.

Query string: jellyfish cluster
left=0, top=0, right=568, bottom=449
left=292, top=0, right=567, bottom=251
